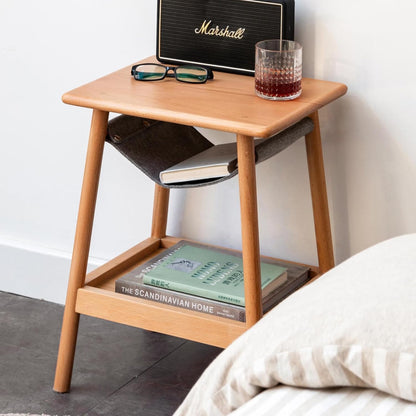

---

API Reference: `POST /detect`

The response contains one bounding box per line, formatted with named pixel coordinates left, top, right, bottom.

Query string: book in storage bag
left=157, top=0, right=295, bottom=75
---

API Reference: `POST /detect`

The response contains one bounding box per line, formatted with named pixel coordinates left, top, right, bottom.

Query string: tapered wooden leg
left=305, top=111, right=335, bottom=274
left=237, top=134, right=262, bottom=327
left=54, top=109, right=109, bottom=393
left=151, top=184, right=170, bottom=239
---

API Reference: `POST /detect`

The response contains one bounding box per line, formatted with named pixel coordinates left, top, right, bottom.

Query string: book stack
left=115, top=240, right=310, bottom=322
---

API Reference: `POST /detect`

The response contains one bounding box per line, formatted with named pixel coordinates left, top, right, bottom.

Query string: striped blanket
left=174, top=235, right=416, bottom=415
left=230, top=386, right=416, bottom=416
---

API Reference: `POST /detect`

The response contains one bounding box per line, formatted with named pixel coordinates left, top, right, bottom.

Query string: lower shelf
left=76, top=285, right=246, bottom=348
left=76, top=236, right=319, bottom=348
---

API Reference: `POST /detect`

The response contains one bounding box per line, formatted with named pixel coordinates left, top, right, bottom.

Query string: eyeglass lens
left=175, top=67, right=207, bottom=83
left=133, top=64, right=208, bottom=83
left=134, top=64, right=166, bottom=81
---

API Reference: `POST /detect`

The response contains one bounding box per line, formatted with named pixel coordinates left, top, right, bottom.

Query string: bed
left=173, top=234, right=416, bottom=415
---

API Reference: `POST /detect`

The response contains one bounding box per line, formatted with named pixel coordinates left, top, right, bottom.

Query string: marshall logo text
left=194, top=19, right=245, bottom=40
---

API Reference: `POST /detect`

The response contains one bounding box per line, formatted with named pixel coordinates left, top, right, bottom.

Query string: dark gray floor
left=0, top=291, right=222, bottom=416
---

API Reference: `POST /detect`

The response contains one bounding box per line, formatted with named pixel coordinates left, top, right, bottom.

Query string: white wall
left=1, top=0, right=415, bottom=304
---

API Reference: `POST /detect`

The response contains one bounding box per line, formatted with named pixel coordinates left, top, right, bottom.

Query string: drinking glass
left=255, top=40, right=302, bottom=100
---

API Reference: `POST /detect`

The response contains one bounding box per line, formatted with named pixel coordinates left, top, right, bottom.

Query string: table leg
left=305, top=111, right=335, bottom=274
left=236, top=134, right=262, bottom=327
left=53, top=109, right=109, bottom=393
left=151, top=184, right=170, bottom=239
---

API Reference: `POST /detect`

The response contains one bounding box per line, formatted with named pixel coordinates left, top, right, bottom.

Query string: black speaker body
left=157, top=0, right=295, bottom=75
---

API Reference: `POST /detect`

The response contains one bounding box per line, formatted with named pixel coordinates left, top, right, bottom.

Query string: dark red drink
left=255, top=78, right=301, bottom=99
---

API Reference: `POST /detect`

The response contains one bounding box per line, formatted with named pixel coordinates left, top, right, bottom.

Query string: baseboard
left=0, top=239, right=105, bottom=305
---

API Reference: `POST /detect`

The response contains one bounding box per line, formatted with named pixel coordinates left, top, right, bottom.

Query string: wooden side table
left=53, top=56, right=347, bottom=393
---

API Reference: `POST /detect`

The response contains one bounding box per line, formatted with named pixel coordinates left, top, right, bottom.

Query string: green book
left=142, top=241, right=287, bottom=306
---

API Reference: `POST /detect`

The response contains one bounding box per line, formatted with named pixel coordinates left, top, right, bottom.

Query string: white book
left=160, top=142, right=238, bottom=184
left=160, top=139, right=266, bottom=184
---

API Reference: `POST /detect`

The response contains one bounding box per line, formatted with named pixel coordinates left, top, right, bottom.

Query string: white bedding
left=230, top=386, right=416, bottom=416
left=174, top=234, right=416, bottom=415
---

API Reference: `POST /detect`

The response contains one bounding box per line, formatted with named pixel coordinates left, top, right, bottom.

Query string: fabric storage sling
left=156, top=0, right=295, bottom=75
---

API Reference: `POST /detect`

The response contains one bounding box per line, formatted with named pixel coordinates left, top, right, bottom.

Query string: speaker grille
left=157, top=0, right=294, bottom=74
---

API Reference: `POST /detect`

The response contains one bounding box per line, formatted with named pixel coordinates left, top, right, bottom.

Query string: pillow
left=174, top=234, right=416, bottom=416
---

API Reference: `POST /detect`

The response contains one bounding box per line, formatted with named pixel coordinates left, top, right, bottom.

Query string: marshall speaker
left=156, top=0, right=295, bottom=75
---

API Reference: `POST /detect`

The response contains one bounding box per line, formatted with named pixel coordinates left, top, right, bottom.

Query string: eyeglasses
left=131, top=63, right=214, bottom=84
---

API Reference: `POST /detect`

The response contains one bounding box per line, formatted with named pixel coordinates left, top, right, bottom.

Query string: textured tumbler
left=255, top=40, right=302, bottom=100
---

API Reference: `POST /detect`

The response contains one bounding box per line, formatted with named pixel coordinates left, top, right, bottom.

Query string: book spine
left=115, top=280, right=246, bottom=322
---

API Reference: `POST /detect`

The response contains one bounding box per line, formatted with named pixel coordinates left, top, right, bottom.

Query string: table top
left=63, top=56, right=347, bottom=138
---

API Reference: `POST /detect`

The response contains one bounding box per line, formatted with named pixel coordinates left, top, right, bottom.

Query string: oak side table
left=53, top=56, right=347, bottom=393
